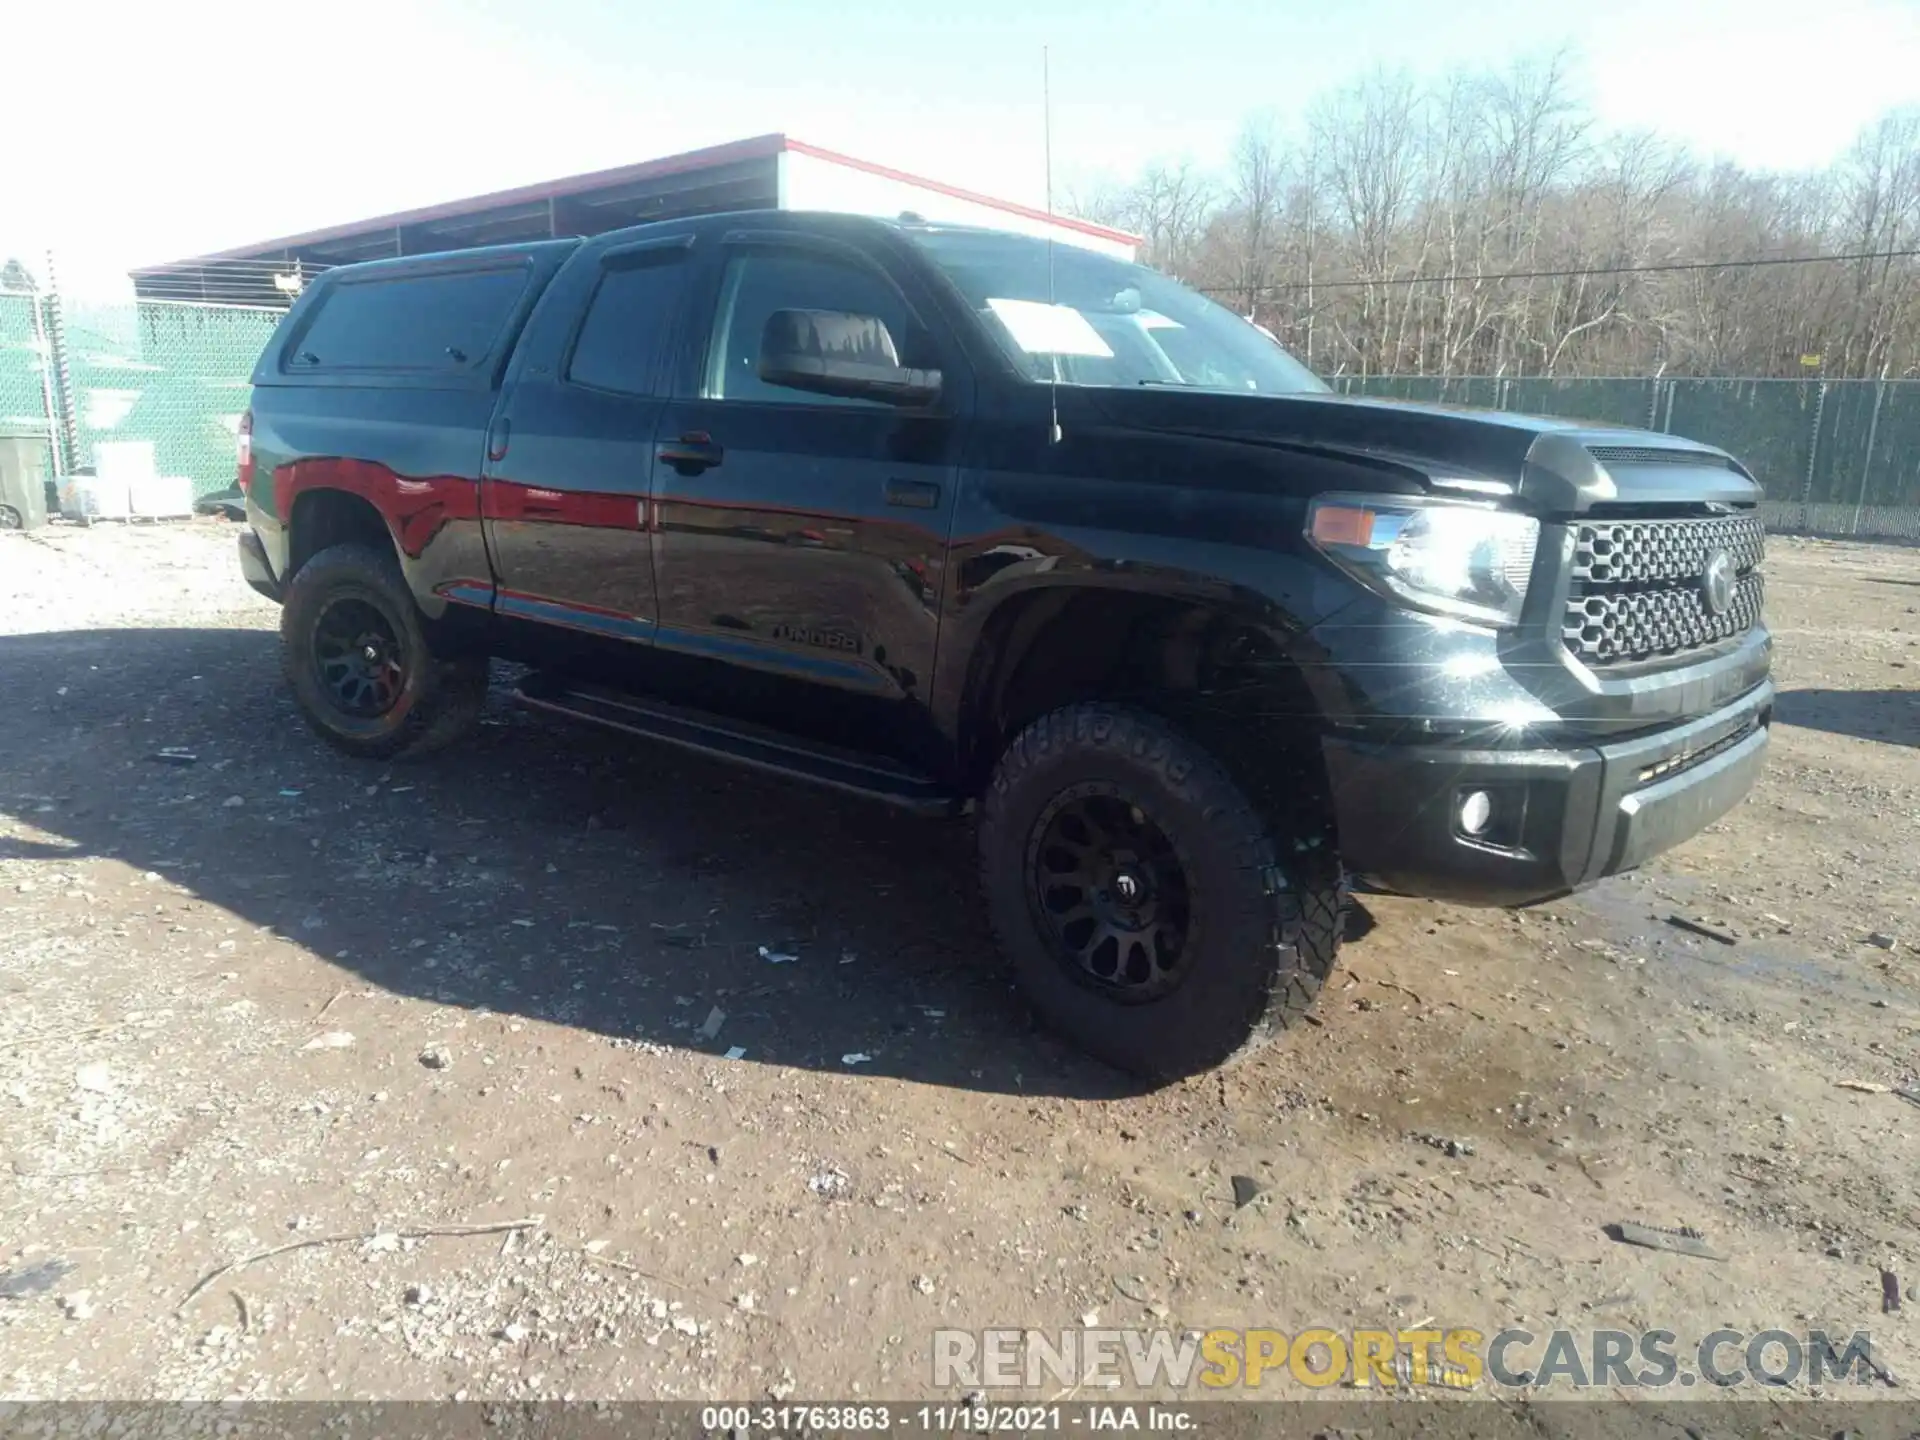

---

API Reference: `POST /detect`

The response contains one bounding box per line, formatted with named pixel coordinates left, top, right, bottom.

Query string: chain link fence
left=0, top=287, right=279, bottom=503
left=69, top=301, right=280, bottom=495
left=1336, top=374, right=1920, bottom=541
left=4, top=281, right=1918, bottom=540
left=1, top=293, right=56, bottom=481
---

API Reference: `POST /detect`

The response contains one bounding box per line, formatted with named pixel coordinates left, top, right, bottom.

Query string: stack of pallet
left=60, top=443, right=195, bottom=523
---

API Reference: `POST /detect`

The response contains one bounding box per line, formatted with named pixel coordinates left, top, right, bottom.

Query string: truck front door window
left=703, top=251, right=910, bottom=407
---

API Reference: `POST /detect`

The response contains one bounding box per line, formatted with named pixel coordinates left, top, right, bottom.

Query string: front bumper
left=238, top=528, right=283, bottom=603
left=1323, top=681, right=1772, bottom=907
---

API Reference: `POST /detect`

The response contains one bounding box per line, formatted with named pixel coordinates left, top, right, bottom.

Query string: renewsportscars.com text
left=932, top=1326, right=1885, bottom=1390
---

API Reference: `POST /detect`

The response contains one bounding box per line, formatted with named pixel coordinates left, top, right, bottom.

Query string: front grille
left=1563, top=512, right=1765, bottom=667
left=1586, top=444, right=1734, bottom=470
left=1565, top=575, right=1764, bottom=665
left=1572, top=513, right=1765, bottom=584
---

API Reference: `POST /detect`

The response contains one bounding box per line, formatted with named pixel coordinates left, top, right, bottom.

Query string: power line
left=1200, top=246, right=1920, bottom=296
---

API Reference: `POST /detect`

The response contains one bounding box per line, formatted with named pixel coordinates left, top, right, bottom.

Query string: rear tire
left=978, top=704, right=1342, bottom=1079
left=280, top=541, right=487, bottom=761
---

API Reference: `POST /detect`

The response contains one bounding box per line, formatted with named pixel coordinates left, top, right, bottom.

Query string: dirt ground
left=0, top=518, right=1915, bottom=1406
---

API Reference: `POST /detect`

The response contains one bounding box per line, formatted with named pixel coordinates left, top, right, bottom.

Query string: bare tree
left=1835, top=109, right=1920, bottom=376
left=1078, top=60, right=1920, bottom=379
left=1311, top=69, right=1422, bottom=374
left=1226, top=116, right=1287, bottom=317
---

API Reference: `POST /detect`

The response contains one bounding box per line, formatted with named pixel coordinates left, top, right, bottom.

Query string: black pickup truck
left=235, top=210, right=1772, bottom=1076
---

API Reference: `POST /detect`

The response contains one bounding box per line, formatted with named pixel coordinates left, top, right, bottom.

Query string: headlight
left=1306, top=495, right=1540, bottom=628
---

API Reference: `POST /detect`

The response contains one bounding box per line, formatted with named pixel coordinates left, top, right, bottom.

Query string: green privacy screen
left=1, top=293, right=51, bottom=437
left=66, top=302, right=280, bottom=497
left=0, top=295, right=278, bottom=498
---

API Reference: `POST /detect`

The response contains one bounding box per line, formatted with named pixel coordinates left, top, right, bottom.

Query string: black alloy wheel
left=1027, top=785, right=1192, bottom=1000
left=280, top=541, right=489, bottom=761
left=978, top=703, right=1346, bottom=1078
left=312, top=596, right=408, bottom=718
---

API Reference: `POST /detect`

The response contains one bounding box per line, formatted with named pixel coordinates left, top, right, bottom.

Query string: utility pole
left=43, top=251, right=79, bottom=474
left=24, top=281, right=63, bottom=482
left=1304, top=155, right=1316, bottom=372
left=1849, top=365, right=1889, bottom=537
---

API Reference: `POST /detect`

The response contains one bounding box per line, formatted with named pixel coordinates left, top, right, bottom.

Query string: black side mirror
left=757, top=309, right=941, bottom=406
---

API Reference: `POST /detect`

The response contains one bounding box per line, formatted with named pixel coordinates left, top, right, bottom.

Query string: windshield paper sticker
left=986, top=298, right=1115, bottom=358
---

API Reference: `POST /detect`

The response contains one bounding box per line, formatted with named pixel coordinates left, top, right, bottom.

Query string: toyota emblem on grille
left=1702, top=548, right=1736, bottom=616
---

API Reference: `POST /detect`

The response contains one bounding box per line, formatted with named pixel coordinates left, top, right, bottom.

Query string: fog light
left=1458, top=789, right=1494, bottom=836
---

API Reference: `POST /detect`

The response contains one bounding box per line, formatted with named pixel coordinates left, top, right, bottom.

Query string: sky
left=5, top=0, right=1918, bottom=297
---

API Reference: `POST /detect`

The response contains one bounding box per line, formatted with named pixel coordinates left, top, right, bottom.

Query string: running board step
left=513, top=677, right=961, bottom=816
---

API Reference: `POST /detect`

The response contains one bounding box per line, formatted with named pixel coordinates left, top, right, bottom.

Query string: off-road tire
left=978, top=704, right=1343, bottom=1078
left=280, top=541, right=488, bottom=761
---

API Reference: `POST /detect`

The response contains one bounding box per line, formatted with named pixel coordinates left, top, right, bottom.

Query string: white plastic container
left=60, top=473, right=132, bottom=522
left=129, top=474, right=195, bottom=519
left=94, top=441, right=158, bottom=489
left=63, top=440, right=156, bottom=522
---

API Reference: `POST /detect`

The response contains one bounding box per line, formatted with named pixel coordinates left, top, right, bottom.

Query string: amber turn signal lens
left=1309, top=504, right=1376, bottom=547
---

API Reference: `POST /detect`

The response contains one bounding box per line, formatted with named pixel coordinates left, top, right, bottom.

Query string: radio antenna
left=1044, top=45, right=1061, bottom=445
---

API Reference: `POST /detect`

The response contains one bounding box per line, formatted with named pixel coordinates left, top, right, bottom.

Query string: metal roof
left=130, top=134, right=1140, bottom=306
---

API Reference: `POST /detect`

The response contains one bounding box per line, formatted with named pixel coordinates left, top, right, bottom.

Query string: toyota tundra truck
left=234, top=210, right=1772, bottom=1077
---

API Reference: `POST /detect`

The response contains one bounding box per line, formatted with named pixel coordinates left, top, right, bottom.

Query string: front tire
left=978, top=704, right=1342, bottom=1079
left=280, top=541, right=487, bottom=761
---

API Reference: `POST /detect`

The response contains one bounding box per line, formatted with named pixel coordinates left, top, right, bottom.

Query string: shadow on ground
left=1776, top=686, right=1920, bottom=748
left=0, top=627, right=1157, bottom=1100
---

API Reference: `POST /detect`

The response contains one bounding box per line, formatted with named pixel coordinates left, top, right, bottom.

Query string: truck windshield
left=909, top=228, right=1326, bottom=395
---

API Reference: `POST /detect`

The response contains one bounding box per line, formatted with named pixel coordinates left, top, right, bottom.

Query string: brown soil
left=0, top=520, right=1914, bottom=1402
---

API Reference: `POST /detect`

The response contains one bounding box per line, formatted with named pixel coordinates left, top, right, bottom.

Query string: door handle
left=487, top=417, right=511, bottom=463
left=884, top=477, right=941, bottom=510
left=657, top=432, right=723, bottom=475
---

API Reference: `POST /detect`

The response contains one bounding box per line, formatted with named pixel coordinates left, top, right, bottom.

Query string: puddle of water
left=1572, top=872, right=1876, bottom=999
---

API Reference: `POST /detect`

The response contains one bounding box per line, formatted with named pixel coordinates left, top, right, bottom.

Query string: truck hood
left=1082, top=387, right=1763, bottom=514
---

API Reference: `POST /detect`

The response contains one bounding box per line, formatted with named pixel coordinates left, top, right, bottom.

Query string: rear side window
left=287, top=265, right=530, bottom=373
left=566, top=252, right=689, bottom=396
